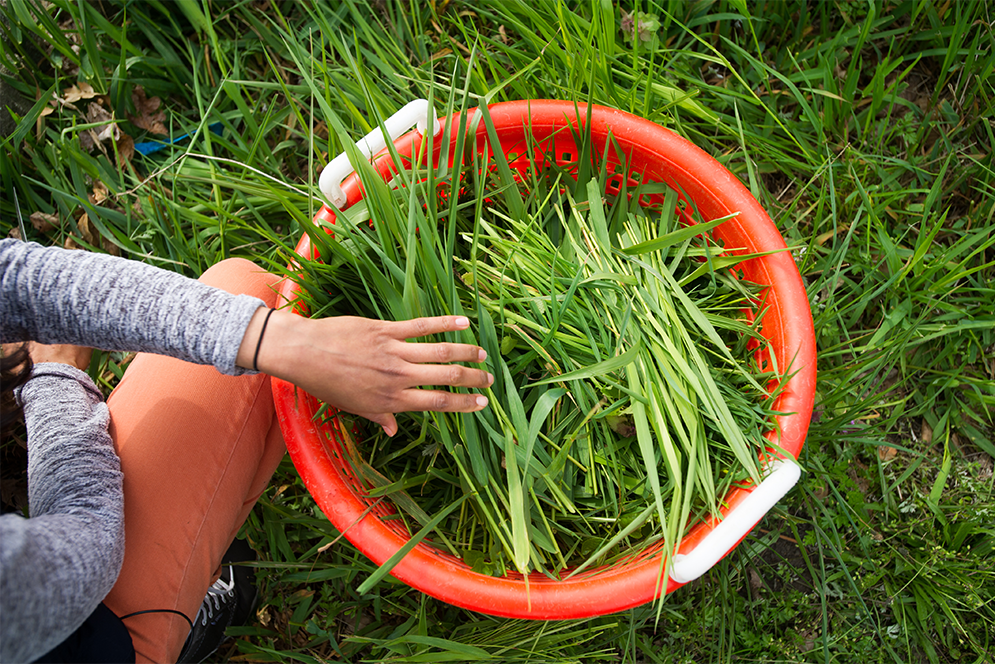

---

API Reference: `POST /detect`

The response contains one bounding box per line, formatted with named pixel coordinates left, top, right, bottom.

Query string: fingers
left=405, top=363, right=494, bottom=390
left=362, top=412, right=399, bottom=437
left=359, top=389, right=484, bottom=436
left=396, top=341, right=487, bottom=366
left=396, top=389, right=490, bottom=414
left=389, top=315, right=471, bottom=341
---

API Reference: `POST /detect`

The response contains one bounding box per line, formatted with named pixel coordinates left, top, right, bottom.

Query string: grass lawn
left=2, top=1, right=993, bottom=662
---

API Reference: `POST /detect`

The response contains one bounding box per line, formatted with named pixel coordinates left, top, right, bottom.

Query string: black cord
left=253, top=308, right=276, bottom=372
left=119, top=608, right=194, bottom=630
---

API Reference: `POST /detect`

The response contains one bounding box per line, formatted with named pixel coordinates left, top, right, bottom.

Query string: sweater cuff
left=15, top=363, right=102, bottom=406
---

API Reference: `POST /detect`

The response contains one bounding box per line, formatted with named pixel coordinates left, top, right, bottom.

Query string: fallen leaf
left=921, top=420, right=933, bottom=444
left=78, top=213, right=98, bottom=244
left=86, top=101, right=113, bottom=125
left=81, top=102, right=119, bottom=151
left=90, top=181, right=109, bottom=205
left=29, top=211, right=59, bottom=233
left=116, top=133, right=135, bottom=167
left=129, top=86, right=167, bottom=135
left=8, top=228, right=21, bottom=240
left=64, top=235, right=82, bottom=250
left=95, top=122, right=118, bottom=144
left=80, top=129, right=96, bottom=151
left=878, top=446, right=897, bottom=462
left=62, top=82, right=98, bottom=104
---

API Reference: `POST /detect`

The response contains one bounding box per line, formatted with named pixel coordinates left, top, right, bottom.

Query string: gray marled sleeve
left=0, top=238, right=265, bottom=374
left=1, top=364, right=123, bottom=663
left=0, top=238, right=270, bottom=661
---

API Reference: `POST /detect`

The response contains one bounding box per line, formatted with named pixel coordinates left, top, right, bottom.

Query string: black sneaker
left=177, top=539, right=259, bottom=663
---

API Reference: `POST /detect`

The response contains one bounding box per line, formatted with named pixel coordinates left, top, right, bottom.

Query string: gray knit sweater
left=0, top=238, right=265, bottom=663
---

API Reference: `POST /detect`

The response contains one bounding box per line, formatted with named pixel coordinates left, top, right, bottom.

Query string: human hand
left=237, top=309, right=494, bottom=436
left=26, top=342, right=93, bottom=371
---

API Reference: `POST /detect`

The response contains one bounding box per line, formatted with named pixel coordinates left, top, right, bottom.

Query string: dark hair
left=1, top=343, right=32, bottom=428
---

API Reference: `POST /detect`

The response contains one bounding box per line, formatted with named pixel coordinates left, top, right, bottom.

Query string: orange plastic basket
left=272, top=100, right=817, bottom=619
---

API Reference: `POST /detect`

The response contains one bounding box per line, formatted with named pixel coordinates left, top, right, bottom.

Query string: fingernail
left=455, top=316, right=470, bottom=328
left=476, top=395, right=489, bottom=408
left=487, top=372, right=494, bottom=385
left=478, top=349, right=488, bottom=362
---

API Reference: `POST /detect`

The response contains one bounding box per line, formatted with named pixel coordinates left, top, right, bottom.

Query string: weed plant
left=1, top=1, right=993, bottom=662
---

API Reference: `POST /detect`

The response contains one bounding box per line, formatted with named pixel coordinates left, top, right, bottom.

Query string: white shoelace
left=195, top=566, right=236, bottom=627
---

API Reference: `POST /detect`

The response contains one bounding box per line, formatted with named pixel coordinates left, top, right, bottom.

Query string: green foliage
left=2, top=0, right=993, bottom=662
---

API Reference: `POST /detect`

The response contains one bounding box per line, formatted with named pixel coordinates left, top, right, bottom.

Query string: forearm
left=0, top=239, right=263, bottom=375
left=0, top=364, right=125, bottom=662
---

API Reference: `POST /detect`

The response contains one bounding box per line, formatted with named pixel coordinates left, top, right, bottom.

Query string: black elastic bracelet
left=253, top=308, right=276, bottom=372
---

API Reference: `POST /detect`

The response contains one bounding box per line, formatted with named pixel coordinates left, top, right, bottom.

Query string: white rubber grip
left=669, top=458, right=801, bottom=584
left=318, top=99, right=443, bottom=208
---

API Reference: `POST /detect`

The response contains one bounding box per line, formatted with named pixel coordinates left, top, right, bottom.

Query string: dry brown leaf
left=69, top=213, right=119, bottom=256
left=8, top=228, right=22, bottom=240
left=921, top=420, right=933, bottom=444
left=29, top=211, right=59, bottom=233
left=80, top=129, right=96, bottom=151
left=81, top=102, right=119, bottom=151
left=78, top=213, right=97, bottom=245
left=90, top=181, right=109, bottom=205
left=878, top=446, right=898, bottom=462
left=86, top=101, right=112, bottom=125
left=116, top=133, right=135, bottom=167
left=62, top=82, right=98, bottom=104
left=95, top=123, right=118, bottom=144
left=129, top=86, right=167, bottom=135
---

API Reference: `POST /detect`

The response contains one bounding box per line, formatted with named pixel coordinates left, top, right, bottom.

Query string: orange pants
left=102, top=258, right=287, bottom=663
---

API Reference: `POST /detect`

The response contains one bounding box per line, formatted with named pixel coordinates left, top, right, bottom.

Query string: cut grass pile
left=2, top=1, right=993, bottom=662
left=297, top=122, right=780, bottom=581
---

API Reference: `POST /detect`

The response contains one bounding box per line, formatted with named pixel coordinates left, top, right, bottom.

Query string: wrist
left=235, top=307, right=304, bottom=377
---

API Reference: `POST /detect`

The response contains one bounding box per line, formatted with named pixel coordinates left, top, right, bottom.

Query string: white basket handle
left=669, top=458, right=801, bottom=585
left=318, top=99, right=443, bottom=208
